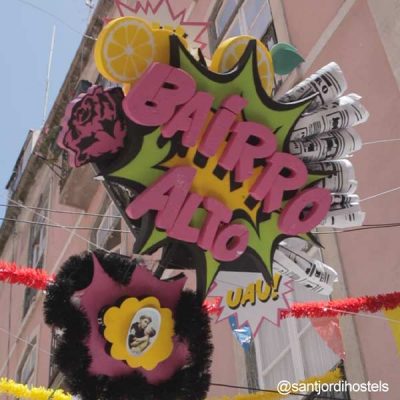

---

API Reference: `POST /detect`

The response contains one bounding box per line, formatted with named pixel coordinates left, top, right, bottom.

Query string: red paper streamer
left=204, top=291, right=400, bottom=319
left=281, top=291, right=400, bottom=318
left=2, top=257, right=400, bottom=320
left=0, top=260, right=54, bottom=290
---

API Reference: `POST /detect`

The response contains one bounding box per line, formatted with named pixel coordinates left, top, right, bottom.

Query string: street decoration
left=113, top=0, right=208, bottom=52
left=58, top=16, right=358, bottom=301
left=44, top=251, right=212, bottom=400
left=2, top=258, right=399, bottom=322
left=0, top=377, right=71, bottom=400
left=0, top=366, right=343, bottom=400
left=270, top=42, right=304, bottom=75
left=52, top=7, right=369, bottom=397
left=210, top=272, right=294, bottom=335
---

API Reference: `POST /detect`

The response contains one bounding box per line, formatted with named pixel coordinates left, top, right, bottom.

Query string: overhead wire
left=4, top=196, right=111, bottom=253
left=209, top=382, right=345, bottom=400
left=0, top=327, right=51, bottom=356
left=322, top=307, right=400, bottom=325
left=363, top=138, right=400, bottom=145
left=0, top=217, right=131, bottom=234
left=316, top=223, right=400, bottom=234
left=0, top=322, right=346, bottom=400
left=3, top=213, right=400, bottom=235
left=360, top=185, right=400, bottom=203
left=15, top=0, right=97, bottom=40
left=0, top=203, right=122, bottom=219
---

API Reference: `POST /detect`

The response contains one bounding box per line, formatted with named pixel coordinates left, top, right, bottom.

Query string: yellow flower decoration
left=103, top=296, right=174, bottom=370
left=0, top=377, right=71, bottom=400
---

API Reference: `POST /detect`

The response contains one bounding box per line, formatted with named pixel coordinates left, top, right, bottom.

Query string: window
left=92, top=199, right=122, bottom=253
left=48, top=329, right=64, bottom=387
left=254, top=245, right=349, bottom=399
left=17, top=338, right=37, bottom=386
left=23, top=193, right=49, bottom=316
left=210, top=0, right=276, bottom=50
left=242, top=0, right=272, bottom=38
left=215, top=0, right=239, bottom=37
left=255, top=284, right=340, bottom=391
left=209, top=0, right=281, bottom=93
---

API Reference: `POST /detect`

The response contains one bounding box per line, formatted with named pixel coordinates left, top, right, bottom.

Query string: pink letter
left=198, top=197, right=232, bottom=251
left=279, top=188, right=332, bottom=234
left=212, top=224, right=249, bottom=262
left=219, top=121, right=277, bottom=182
left=123, top=63, right=196, bottom=126
left=162, top=92, right=214, bottom=147
left=125, top=166, right=196, bottom=230
left=251, top=152, right=308, bottom=213
left=198, top=95, right=247, bottom=157
left=167, top=192, right=203, bottom=242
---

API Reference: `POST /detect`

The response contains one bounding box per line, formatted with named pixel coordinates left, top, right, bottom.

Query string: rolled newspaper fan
left=271, top=62, right=367, bottom=293
left=290, top=93, right=369, bottom=140
left=309, top=159, right=358, bottom=194
left=289, top=127, right=362, bottom=162
left=279, top=62, right=366, bottom=228
left=318, top=194, right=365, bottom=228
left=277, top=62, right=347, bottom=111
left=300, top=194, right=365, bottom=229
left=319, top=203, right=365, bottom=228
left=273, top=244, right=338, bottom=295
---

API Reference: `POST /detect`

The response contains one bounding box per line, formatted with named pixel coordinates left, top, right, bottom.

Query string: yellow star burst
left=161, top=112, right=264, bottom=224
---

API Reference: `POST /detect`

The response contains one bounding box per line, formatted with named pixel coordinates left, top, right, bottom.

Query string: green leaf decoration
left=271, top=42, right=304, bottom=75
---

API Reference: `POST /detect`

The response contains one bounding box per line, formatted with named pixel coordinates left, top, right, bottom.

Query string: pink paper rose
left=58, top=85, right=127, bottom=167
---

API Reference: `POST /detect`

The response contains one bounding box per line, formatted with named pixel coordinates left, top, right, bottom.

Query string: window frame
left=91, top=197, right=122, bottom=253
left=16, top=335, right=38, bottom=386
left=23, top=189, right=50, bottom=317
left=208, top=0, right=276, bottom=52
left=253, top=245, right=345, bottom=396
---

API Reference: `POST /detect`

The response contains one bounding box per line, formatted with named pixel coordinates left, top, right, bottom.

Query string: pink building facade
left=0, top=1, right=399, bottom=399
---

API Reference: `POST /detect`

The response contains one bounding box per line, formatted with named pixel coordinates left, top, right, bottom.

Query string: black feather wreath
left=44, top=250, right=213, bottom=400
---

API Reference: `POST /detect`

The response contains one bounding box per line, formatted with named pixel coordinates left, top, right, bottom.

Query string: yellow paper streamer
left=0, top=377, right=72, bottom=400
left=383, top=306, right=400, bottom=355
left=0, top=367, right=342, bottom=400
left=209, top=367, right=343, bottom=400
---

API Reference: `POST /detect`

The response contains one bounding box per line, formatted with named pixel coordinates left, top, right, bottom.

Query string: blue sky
left=0, top=0, right=96, bottom=210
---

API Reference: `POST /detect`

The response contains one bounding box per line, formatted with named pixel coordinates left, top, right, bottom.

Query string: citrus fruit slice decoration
left=210, top=35, right=275, bottom=95
left=152, top=24, right=188, bottom=65
left=94, top=16, right=155, bottom=84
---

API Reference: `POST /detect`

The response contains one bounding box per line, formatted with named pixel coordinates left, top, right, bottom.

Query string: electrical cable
left=4, top=214, right=400, bottom=235
left=0, top=327, right=51, bottom=356
left=209, top=382, right=345, bottom=400
left=0, top=203, right=122, bottom=219
left=363, top=138, right=400, bottom=145
left=5, top=197, right=110, bottom=253
left=360, top=185, right=400, bottom=203
left=0, top=217, right=131, bottom=234
left=316, top=223, right=400, bottom=234
left=15, top=0, right=97, bottom=40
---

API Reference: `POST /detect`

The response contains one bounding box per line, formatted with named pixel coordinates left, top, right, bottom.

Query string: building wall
left=1, top=1, right=400, bottom=399
left=281, top=1, right=400, bottom=398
